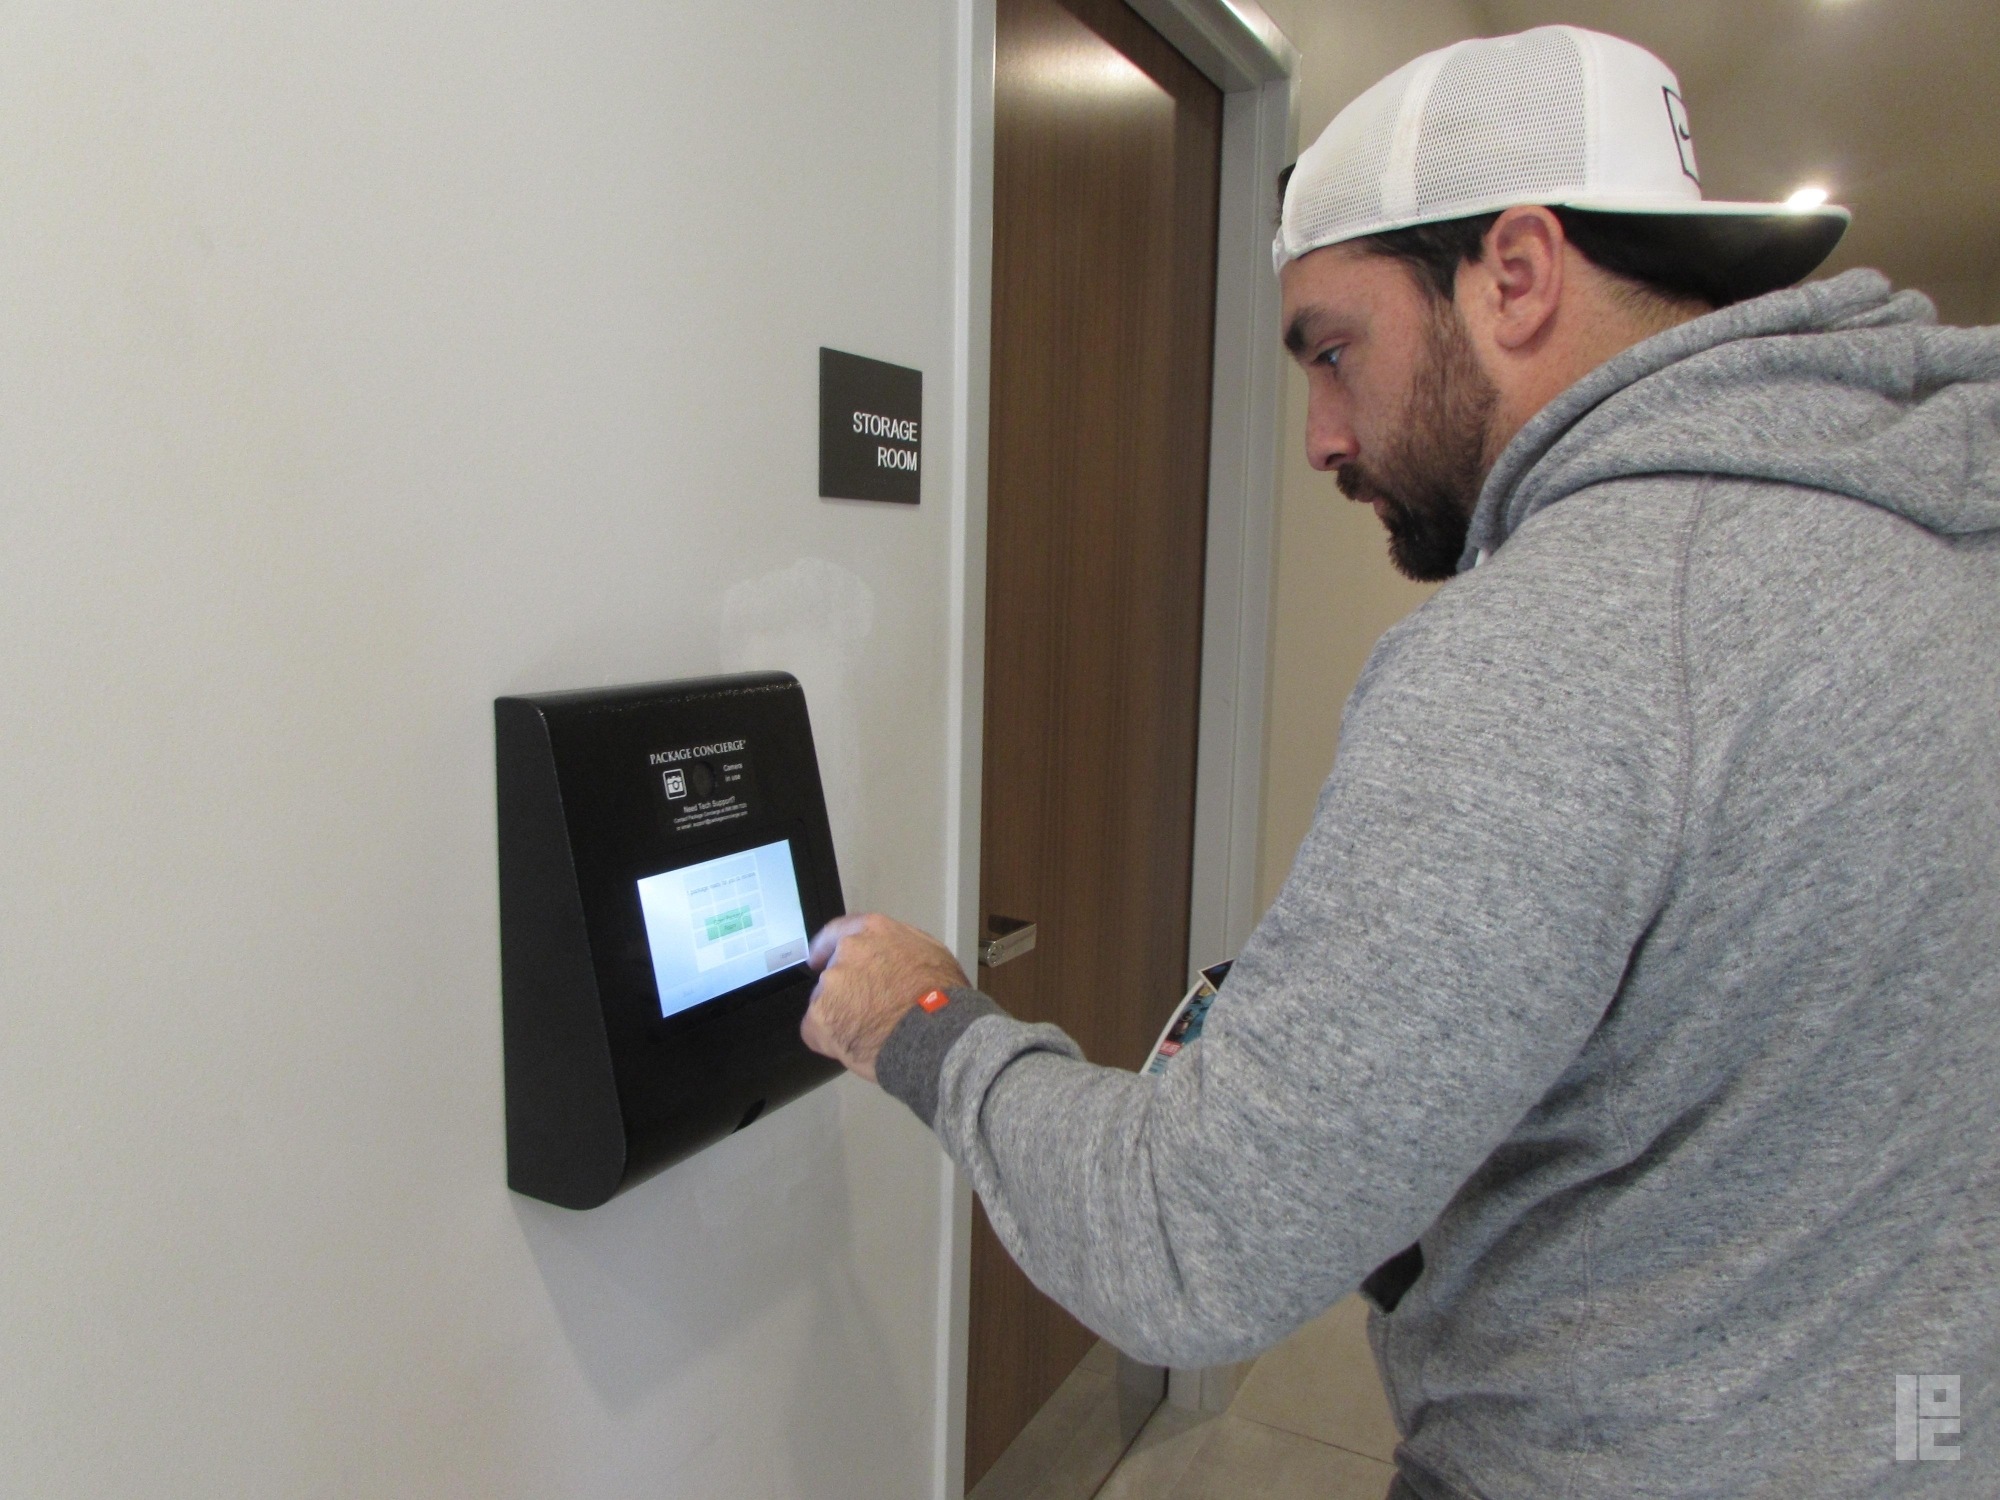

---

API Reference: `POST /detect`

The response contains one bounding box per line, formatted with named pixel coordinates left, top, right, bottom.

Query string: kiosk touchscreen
left=495, top=672, right=843, bottom=1209
left=638, top=841, right=811, bottom=1019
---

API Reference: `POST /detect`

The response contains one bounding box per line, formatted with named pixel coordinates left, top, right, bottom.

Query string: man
left=805, top=26, right=1999, bottom=1498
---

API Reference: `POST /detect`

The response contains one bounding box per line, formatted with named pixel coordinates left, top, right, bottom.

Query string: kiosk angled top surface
left=504, top=668, right=798, bottom=714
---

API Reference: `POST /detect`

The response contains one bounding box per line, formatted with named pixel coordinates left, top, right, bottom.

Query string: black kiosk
left=496, top=672, right=844, bottom=1209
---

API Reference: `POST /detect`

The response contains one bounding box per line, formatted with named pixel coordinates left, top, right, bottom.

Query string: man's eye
left=1314, top=346, right=1344, bottom=370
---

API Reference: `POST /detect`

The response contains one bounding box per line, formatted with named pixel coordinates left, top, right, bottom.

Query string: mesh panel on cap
left=1414, top=29, right=1586, bottom=215
left=1288, top=76, right=1402, bottom=254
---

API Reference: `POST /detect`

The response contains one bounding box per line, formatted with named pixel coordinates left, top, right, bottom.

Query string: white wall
left=0, top=3, right=969, bottom=1495
left=1251, top=0, right=1484, bottom=906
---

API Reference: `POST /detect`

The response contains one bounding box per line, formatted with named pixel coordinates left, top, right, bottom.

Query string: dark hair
left=1276, top=166, right=1734, bottom=309
left=1360, top=209, right=1731, bottom=309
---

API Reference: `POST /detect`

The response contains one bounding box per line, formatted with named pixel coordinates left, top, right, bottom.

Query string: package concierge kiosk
left=496, top=672, right=844, bottom=1209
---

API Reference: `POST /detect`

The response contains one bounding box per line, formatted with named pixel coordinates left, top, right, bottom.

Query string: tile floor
left=1096, top=1295, right=1400, bottom=1500
left=969, top=1342, right=1165, bottom=1500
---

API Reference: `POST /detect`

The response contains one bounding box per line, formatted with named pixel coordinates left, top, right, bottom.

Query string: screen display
left=636, top=839, right=811, bottom=1019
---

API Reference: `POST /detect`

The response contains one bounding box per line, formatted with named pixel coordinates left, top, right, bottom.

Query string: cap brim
left=1549, top=199, right=1851, bottom=303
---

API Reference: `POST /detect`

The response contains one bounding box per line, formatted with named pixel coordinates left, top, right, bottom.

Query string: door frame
left=934, top=3, right=1297, bottom=1494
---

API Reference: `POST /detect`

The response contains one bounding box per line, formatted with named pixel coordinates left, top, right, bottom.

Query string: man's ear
left=1463, top=206, right=1566, bottom=353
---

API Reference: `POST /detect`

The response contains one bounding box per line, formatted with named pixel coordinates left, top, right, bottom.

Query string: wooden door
left=971, top=0, right=1222, bottom=1486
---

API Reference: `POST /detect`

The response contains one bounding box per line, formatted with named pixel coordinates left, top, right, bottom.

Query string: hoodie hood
left=1462, top=268, right=2000, bottom=572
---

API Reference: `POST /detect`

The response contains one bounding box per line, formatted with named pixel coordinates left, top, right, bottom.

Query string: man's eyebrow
left=1284, top=308, right=1337, bottom=357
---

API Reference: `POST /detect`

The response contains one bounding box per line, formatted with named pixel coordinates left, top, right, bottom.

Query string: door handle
left=980, top=916, right=1038, bottom=969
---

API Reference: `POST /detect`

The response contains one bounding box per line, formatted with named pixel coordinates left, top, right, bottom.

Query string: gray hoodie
left=877, top=269, right=2000, bottom=1497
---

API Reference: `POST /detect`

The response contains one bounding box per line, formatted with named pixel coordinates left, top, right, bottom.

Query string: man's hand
left=801, top=913, right=970, bottom=1083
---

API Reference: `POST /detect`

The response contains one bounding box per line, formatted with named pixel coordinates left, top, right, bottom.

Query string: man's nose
left=1305, top=395, right=1355, bottom=473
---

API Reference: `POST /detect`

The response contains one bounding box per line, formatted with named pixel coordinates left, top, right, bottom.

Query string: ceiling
left=1480, top=0, right=2000, bottom=297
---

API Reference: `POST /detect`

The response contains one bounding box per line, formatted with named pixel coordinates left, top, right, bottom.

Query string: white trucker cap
left=1275, top=26, right=1850, bottom=302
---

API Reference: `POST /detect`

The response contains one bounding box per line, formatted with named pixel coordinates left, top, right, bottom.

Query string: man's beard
left=1336, top=300, right=1497, bottom=583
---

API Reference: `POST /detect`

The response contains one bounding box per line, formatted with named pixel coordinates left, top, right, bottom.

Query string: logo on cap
left=1662, top=86, right=1699, bottom=185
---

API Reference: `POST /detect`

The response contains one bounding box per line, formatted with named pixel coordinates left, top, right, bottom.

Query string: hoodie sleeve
left=885, top=482, right=1700, bottom=1368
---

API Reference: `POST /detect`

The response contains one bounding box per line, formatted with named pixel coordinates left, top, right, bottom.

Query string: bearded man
left=802, top=26, right=1999, bottom=1498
